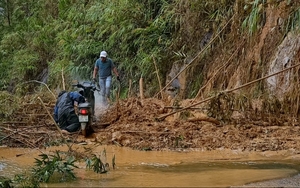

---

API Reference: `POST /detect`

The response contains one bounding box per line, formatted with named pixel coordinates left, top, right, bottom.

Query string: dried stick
left=116, top=81, right=121, bottom=115
left=187, top=117, right=220, bottom=125
left=0, top=125, right=45, bottom=142
left=37, top=96, right=63, bottom=137
left=0, top=131, right=18, bottom=142
left=21, top=80, right=56, bottom=99
left=128, top=79, right=132, bottom=98
left=62, top=68, right=65, bottom=90
left=152, top=55, right=163, bottom=99
left=139, top=77, right=144, bottom=106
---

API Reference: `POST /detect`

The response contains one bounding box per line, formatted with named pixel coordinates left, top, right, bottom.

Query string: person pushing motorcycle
left=54, top=90, right=86, bottom=134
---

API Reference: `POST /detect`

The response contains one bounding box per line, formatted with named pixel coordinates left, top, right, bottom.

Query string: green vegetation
left=0, top=0, right=299, bottom=115
left=0, top=91, right=20, bottom=118
left=33, top=151, right=77, bottom=183
left=0, top=149, right=115, bottom=187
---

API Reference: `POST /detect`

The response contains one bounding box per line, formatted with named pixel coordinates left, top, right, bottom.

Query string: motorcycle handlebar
left=72, top=82, right=99, bottom=91
left=72, top=83, right=84, bottom=89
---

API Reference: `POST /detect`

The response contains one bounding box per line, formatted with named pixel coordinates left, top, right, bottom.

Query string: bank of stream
left=1, top=144, right=300, bottom=187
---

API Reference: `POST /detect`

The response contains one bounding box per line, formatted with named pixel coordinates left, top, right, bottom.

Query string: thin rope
left=154, top=14, right=235, bottom=98
left=156, top=62, right=300, bottom=121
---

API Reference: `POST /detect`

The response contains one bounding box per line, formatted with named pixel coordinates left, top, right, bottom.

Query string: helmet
left=100, top=51, right=107, bottom=58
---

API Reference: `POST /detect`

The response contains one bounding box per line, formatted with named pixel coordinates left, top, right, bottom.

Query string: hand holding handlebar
left=92, top=78, right=97, bottom=84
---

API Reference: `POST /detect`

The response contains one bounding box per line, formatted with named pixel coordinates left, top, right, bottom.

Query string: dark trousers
left=58, top=109, right=80, bottom=132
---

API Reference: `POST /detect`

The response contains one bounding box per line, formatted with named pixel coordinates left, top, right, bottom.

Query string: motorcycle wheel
left=82, top=129, right=87, bottom=137
left=81, top=123, right=87, bottom=137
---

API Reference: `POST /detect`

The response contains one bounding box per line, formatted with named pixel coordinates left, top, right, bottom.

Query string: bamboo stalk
left=164, top=106, right=204, bottom=110
left=128, top=79, right=132, bottom=98
left=113, top=140, right=122, bottom=147
left=21, top=80, right=56, bottom=99
left=2, top=122, right=27, bottom=124
left=116, top=81, right=121, bottom=115
left=139, top=77, right=144, bottom=100
left=33, top=137, right=44, bottom=145
left=0, top=131, right=18, bottom=142
left=62, top=68, right=65, bottom=90
left=18, top=133, right=30, bottom=138
left=156, top=63, right=300, bottom=121
left=121, top=131, right=172, bottom=134
left=152, top=55, right=163, bottom=99
left=187, top=117, right=220, bottom=125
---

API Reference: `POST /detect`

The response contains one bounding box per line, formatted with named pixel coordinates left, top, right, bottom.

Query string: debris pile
left=1, top=92, right=300, bottom=152
left=0, top=92, right=61, bottom=148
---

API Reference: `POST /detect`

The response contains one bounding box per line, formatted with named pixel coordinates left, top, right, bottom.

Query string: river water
left=0, top=145, right=300, bottom=187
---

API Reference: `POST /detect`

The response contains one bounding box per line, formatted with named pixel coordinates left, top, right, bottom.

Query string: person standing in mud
left=54, top=90, right=86, bottom=134
left=92, top=50, right=120, bottom=104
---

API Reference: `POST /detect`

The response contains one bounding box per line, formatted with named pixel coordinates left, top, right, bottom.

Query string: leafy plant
left=13, top=173, right=40, bottom=188
left=175, top=134, right=185, bottom=148
left=0, top=176, right=13, bottom=188
left=85, top=154, right=109, bottom=174
left=32, top=151, right=78, bottom=183
left=242, top=0, right=266, bottom=36
left=285, top=5, right=300, bottom=32
left=11, top=150, right=78, bottom=187
left=8, top=147, right=117, bottom=187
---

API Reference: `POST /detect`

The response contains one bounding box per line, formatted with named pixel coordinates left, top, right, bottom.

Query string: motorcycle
left=72, top=81, right=99, bottom=137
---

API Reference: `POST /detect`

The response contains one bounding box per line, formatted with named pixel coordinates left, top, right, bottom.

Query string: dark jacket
left=54, top=91, right=85, bottom=123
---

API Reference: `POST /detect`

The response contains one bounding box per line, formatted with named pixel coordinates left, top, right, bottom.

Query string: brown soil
left=1, top=94, right=300, bottom=153
left=93, top=97, right=300, bottom=152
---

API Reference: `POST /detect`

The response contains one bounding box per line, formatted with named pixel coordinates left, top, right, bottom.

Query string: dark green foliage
left=0, top=176, right=13, bottom=188
left=13, top=173, right=40, bottom=188
left=5, top=148, right=116, bottom=187
left=32, top=151, right=78, bottom=183
left=85, top=153, right=108, bottom=174
left=242, top=0, right=266, bottom=36
left=11, top=150, right=78, bottom=187
left=285, top=5, right=300, bottom=32
left=0, top=0, right=299, bottom=102
left=0, top=0, right=178, bottom=95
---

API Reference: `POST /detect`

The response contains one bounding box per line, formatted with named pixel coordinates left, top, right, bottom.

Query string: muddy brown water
left=1, top=145, right=300, bottom=187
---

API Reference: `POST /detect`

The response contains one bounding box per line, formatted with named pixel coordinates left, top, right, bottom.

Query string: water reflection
left=0, top=161, right=24, bottom=178
left=0, top=162, right=6, bottom=171
left=0, top=146, right=300, bottom=187
left=42, top=161, right=299, bottom=187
